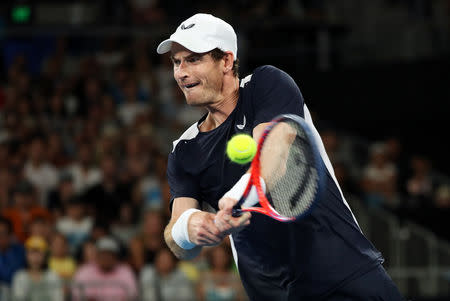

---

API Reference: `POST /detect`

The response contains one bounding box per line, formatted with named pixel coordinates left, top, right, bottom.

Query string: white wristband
left=171, top=208, right=200, bottom=250
left=224, top=173, right=266, bottom=208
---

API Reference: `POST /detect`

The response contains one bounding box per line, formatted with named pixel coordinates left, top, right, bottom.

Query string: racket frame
left=232, top=114, right=325, bottom=222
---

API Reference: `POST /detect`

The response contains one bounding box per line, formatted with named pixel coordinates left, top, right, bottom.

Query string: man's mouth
left=183, top=82, right=200, bottom=89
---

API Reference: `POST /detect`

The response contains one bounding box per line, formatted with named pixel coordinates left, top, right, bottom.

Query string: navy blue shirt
left=0, top=243, right=26, bottom=285
left=167, top=65, right=383, bottom=300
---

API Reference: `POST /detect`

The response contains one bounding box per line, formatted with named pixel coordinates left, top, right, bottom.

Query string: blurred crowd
left=320, top=128, right=450, bottom=241
left=0, top=0, right=449, bottom=299
left=0, top=35, right=247, bottom=301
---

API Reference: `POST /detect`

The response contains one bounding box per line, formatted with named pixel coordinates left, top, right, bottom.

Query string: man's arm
left=164, top=197, right=224, bottom=260
left=217, top=122, right=295, bottom=216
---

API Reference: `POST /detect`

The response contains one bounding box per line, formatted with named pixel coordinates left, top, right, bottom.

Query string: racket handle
left=232, top=206, right=243, bottom=217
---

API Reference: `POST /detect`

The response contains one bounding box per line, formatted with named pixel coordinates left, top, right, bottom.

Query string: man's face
left=155, top=249, right=176, bottom=276
left=97, top=251, right=117, bottom=272
left=13, top=192, right=32, bottom=209
left=171, top=44, right=224, bottom=106
left=26, top=249, right=46, bottom=270
left=29, top=139, right=45, bottom=162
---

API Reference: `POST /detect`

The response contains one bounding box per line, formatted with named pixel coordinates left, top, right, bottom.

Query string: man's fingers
left=229, top=212, right=251, bottom=228
left=218, top=197, right=238, bottom=211
left=214, top=211, right=251, bottom=234
left=188, top=212, right=226, bottom=246
left=197, top=235, right=222, bottom=245
left=202, top=214, right=224, bottom=238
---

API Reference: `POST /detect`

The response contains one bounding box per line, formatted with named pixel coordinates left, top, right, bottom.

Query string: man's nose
left=175, top=62, right=188, bottom=81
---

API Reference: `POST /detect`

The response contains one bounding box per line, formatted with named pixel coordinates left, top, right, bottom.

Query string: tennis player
left=158, top=13, right=405, bottom=300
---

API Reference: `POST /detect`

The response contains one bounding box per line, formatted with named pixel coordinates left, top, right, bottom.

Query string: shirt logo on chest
left=236, top=115, right=246, bottom=130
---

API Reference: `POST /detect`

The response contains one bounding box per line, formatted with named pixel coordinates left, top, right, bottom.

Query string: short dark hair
left=209, top=48, right=239, bottom=77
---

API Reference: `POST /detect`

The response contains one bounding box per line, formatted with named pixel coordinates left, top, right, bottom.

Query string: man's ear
left=223, top=51, right=234, bottom=73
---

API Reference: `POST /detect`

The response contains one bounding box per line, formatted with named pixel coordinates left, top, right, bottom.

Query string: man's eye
left=187, top=57, right=199, bottom=63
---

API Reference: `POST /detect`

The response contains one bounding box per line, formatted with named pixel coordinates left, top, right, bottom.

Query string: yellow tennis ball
left=226, top=134, right=257, bottom=164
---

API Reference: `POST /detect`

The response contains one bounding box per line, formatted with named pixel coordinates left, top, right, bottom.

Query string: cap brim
left=156, top=39, right=174, bottom=54
left=157, top=37, right=216, bottom=55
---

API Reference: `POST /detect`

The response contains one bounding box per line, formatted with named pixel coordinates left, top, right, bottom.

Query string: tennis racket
left=232, top=114, right=325, bottom=222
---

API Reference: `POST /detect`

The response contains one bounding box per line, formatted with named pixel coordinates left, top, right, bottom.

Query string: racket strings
left=264, top=121, right=320, bottom=218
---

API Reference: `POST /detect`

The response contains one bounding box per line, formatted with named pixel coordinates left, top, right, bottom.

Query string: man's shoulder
left=253, top=65, right=287, bottom=78
left=240, top=65, right=292, bottom=89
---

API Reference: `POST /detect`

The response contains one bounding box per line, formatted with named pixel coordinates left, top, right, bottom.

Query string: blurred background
left=0, top=0, right=449, bottom=300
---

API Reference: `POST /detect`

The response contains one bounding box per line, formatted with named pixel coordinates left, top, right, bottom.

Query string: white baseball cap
left=96, top=236, right=119, bottom=253
left=157, top=13, right=237, bottom=61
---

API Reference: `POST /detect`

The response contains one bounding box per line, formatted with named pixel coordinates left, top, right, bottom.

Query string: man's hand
left=215, top=197, right=252, bottom=235
left=188, top=211, right=225, bottom=246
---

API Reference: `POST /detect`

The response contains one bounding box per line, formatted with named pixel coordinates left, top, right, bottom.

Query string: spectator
left=141, top=247, right=196, bottom=301
left=155, top=55, right=176, bottom=113
left=72, top=236, right=138, bottom=301
left=0, top=217, right=26, bottom=286
left=2, top=180, right=52, bottom=242
left=28, top=217, right=54, bottom=244
left=435, top=184, right=450, bottom=209
left=82, top=153, right=131, bottom=225
left=0, top=168, right=14, bottom=211
left=47, top=172, right=78, bottom=219
left=75, top=238, right=97, bottom=265
left=95, top=37, right=125, bottom=79
left=46, top=132, right=71, bottom=169
left=133, top=51, right=157, bottom=97
left=361, top=142, right=401, bottom=210
left=90, top=220, right=111, bottom=241
left=405, top=155, right=435, bottom=208
left=122, top=133, right=163, bottom=210
left=89, top=220, right=131, bottom=263
left=129, top=210, right=165, bottom=273
left=77, top=76, right=104, bottom=118
left=320, top=128, right=360, bottom=180
left=123, top=134, right=150, bottom=182
left=198, top=244, right=246, bottom=301
left=100, top=94, right=120, bottom=125
left=111, top=203, right=139, bottom=245
left=56, top=197, right=93, bottom=255
left=23, top=135, right=59, bottom=207
left=117, top=78, right=149, bottom=126
left=333, top=160, right=360, bottom=197
left=430, top=184, right=450, bottom=241
left=12, top=236, right=63, bottom=301
left=109, top=64, right=132, bottom=104
left=48, top=232, right=77, bottom=280
left=129, top=0, right=166, bottom=24
left=96, top=125, right=122, bottom=160
left=67, top=142, right=102, bottom=195
left=46, top=93, right=69, bottom=134
left=384, top=137, right=408, bottom=194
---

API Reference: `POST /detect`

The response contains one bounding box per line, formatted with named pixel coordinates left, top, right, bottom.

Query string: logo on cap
left=180, top=23, right=195, bottom=30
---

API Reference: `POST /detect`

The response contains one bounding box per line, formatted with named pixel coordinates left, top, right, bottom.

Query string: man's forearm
left=164, top=221, right=202, bottom=260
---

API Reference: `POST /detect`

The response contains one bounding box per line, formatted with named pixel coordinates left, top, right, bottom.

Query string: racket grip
left=232, top=206, right=243, bottom=217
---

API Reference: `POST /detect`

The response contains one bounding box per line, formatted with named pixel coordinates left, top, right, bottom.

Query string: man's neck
left=199, top=77, right=239, bottom=132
